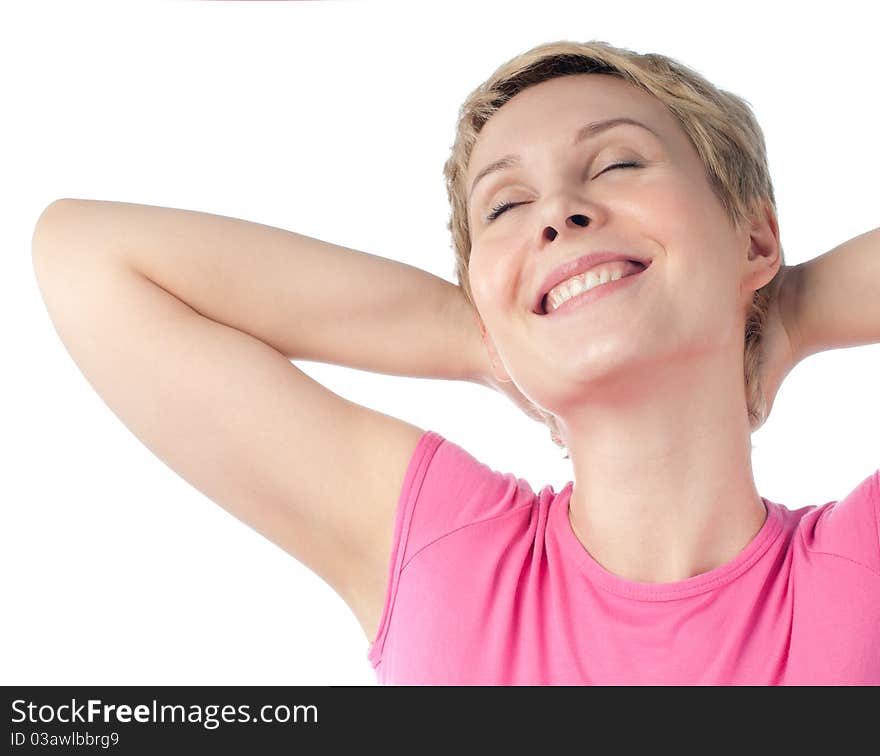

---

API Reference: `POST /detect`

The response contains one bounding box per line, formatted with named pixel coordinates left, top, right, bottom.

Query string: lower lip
left=541, top=266, right=648, bottom=318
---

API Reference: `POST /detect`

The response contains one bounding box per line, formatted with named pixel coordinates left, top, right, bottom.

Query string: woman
left=31, top=39, right=880, bottom=685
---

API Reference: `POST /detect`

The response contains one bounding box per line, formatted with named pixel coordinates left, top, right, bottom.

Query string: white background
left=3, top=0, right=878, bottom=685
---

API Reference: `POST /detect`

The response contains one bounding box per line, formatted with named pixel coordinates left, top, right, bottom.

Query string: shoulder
left=367, top=431, right=543, bottom=668
left=397, top=432, right=538, bottom=569
left=795, top=469, right=880, bottom=576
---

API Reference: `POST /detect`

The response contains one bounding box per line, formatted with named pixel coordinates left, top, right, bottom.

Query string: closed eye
left=485, top=161, right=643, bottom=222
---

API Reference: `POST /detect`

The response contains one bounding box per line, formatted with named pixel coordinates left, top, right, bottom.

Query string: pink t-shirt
left=366, top=430, right=880, bottom=685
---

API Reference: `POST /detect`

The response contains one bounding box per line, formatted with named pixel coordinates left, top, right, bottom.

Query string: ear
left=476, top=315, right=514, bottom=384
left=742, top=198, right=783, bottom=293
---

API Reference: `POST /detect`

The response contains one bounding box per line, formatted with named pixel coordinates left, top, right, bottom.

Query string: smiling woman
left=443, top=40, right=788, bottom=453
left=28, top=27, right=880, bottom=688
left=366, top=38, right=878, bottom=685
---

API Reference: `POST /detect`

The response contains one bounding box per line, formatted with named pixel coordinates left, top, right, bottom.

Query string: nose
left=544, top=213, right=590, bottom=242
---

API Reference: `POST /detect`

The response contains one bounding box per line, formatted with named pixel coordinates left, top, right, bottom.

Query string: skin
left=466, top=73, right=783, bottom=583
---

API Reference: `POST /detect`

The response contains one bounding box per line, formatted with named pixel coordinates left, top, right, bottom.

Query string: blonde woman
left=32, top=40, right=880, bottom=685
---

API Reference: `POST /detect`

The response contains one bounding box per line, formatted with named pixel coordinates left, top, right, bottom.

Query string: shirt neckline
left=554, top=481, right=785, bottom=601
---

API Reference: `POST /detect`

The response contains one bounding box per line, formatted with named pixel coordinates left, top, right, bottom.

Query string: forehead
left=467, top=73, right=681, bottom=182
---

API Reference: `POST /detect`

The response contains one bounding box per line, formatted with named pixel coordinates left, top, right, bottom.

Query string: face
left=465, top=73, right=774, bottom=416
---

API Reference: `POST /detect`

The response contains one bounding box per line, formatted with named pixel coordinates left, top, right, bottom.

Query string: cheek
left=644, top=185, right=737, bottom=289
left=633, top=165, right=718, bottom=231
left=468, top=244, right=517, bottom=309
left=677, top=265, right=744, bottom=347
left=467, top=250, right=490, bottom=309
left=648, top=187, right=706, bottom=239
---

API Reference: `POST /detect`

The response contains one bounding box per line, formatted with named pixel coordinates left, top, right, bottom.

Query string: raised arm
left=33, top=198, right=485, bottom=380
left=30, top=198, right=486, bottom=644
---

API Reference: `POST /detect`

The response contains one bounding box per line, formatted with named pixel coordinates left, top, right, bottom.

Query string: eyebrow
left=467, top=117, right=661, bottom=204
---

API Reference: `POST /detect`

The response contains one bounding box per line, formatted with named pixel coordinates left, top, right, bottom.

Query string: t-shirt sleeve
left=805, top=468, right=880, bottom=575
left=367, top=429, right=534, bottom=667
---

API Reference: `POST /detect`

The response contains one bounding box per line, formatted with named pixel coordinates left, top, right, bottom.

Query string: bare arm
left=33, top=198, right=485, bottom=382
left=30, top=197, right=495, bottom=643
left=788, top=225, right=880, bottom=360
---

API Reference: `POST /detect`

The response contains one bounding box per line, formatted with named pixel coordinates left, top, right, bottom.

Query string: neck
left=561, top=354, right=767, bottom=583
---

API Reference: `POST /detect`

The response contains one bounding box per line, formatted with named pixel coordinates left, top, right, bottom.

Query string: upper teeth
left=546, top=261, right=637, bottom=313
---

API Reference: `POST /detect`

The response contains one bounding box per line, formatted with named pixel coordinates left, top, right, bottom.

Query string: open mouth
left=539, top=259, right=650, bottom=315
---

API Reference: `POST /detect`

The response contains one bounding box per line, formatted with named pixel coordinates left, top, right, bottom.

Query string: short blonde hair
left=442, top=39, right=786, bottom=457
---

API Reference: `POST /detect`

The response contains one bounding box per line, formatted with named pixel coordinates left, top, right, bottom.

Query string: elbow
left=31, top=199, right=79, bottom=259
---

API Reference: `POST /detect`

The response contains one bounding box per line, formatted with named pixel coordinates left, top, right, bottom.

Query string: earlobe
left=744, top=199, right=782, bottom=290
left=749, top=200, right=780, bottom=259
